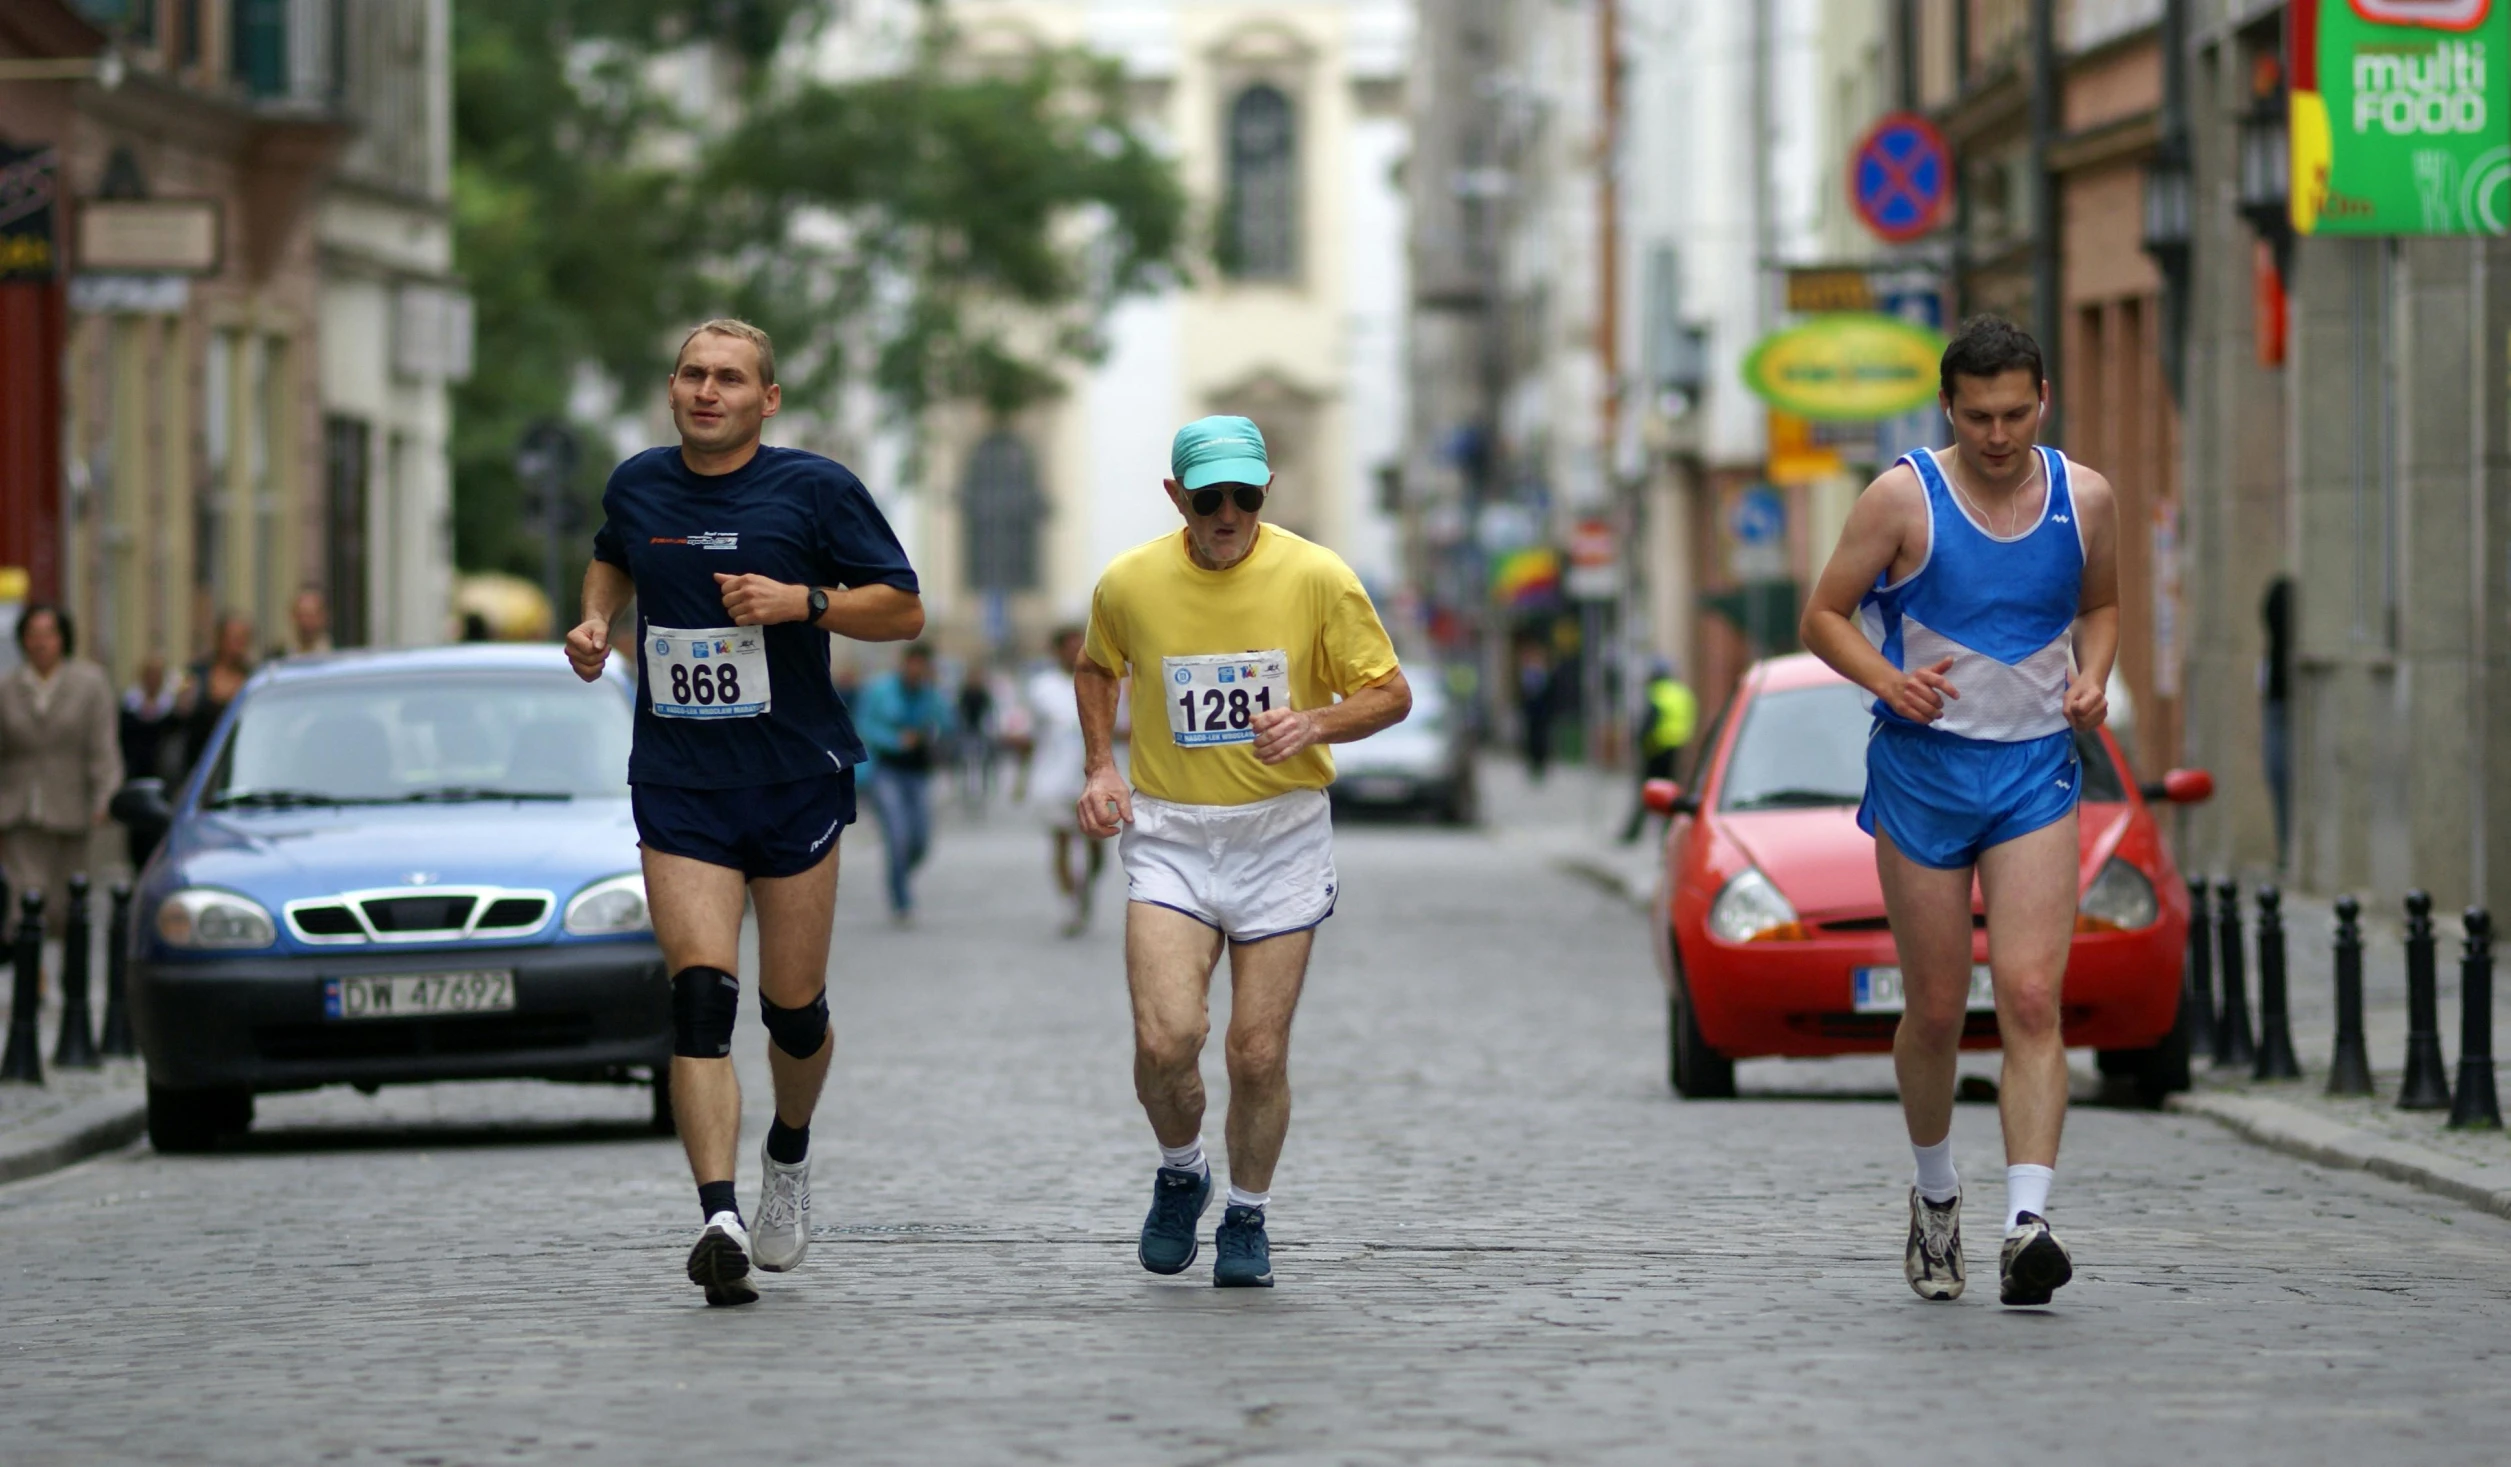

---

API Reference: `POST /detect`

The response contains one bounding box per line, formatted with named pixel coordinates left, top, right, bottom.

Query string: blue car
left=122, top=644, right=669, bottom=1152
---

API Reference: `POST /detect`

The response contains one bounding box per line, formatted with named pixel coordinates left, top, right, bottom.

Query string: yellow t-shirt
left=1083, top=525, right=1401, bottom=807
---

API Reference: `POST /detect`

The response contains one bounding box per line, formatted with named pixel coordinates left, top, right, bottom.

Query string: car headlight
left=564, top=873, right=651, bottom=936
left=1708, top=868, right=1804, bottom=943
left=155, top=888, right=277, bottom=950
left=2077, top=858, right=2159, bottom=932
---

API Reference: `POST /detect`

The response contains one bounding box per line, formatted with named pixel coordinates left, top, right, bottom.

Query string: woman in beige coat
left=0, top=605, right=123, bottom=941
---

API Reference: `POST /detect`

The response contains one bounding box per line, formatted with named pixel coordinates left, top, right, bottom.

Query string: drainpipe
left=2031, top=0, right=2064, bottom=447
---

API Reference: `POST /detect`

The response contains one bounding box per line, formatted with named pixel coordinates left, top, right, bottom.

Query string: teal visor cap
left=1170, top=415, right=1270, bottom=491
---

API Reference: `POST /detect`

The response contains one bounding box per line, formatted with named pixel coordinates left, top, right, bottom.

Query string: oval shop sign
left=1740, top=313, right=1949, bottom=422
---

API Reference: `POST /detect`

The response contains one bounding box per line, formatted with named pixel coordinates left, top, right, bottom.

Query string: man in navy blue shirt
left=566, top=318, right=923, bottom=1306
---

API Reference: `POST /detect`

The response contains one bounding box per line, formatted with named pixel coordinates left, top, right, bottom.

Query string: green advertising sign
left=2292, top=0, right=2510, bottom=236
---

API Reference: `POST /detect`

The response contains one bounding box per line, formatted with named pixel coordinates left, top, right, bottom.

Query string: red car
left=1643, top=653, right=2214, bottom=1104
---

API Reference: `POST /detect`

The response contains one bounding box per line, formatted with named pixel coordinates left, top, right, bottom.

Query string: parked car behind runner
left=1644, top=653, right=2213, bottom=1105
left=115, top=644, right=668, bottom=1152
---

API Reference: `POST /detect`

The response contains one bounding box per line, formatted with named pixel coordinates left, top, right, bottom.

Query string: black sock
left=765, top=1115, right=810, bottom=1165
left=698, top=1180, right=739, bottom=1223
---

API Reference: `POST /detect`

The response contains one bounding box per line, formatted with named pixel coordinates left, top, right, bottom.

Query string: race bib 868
left=647, top=625, right=771, bottom=719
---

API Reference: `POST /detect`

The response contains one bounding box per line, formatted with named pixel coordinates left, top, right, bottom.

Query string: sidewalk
left=1503, top=751, right=2511, bottom=1218
left=0, top=925, right=149, bottom=1185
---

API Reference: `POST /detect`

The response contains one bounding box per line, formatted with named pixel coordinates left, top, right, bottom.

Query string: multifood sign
left=2292, top=0, right=2510, bottom=235
left=1740, top=314, right=1948, bottom=423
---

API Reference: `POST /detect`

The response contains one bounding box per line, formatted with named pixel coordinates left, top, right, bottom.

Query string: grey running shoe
left=1212, top=1204, right=1274, bottom=1288
left=1138, top=1165, right=1212, bottom=1275
left=687, top=1212, right=759, bottom=1306
left=1998, top=1211, right=2074, bottom=1306
left=752, top=1146, right=811, bottom=1273
left=1905, top=1187, right=1965, bottom=1301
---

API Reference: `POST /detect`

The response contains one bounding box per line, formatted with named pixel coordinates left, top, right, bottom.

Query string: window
left=959, top=431, right=1044, bottom=594
left=233, top=0, right=289, bottom=97
left=1224, top=85, right=1297, bottom=280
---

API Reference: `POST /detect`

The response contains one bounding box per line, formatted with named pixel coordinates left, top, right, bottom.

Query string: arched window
left=1225, top=84, right=1297, bottom=280
left=960, top=431, right=1044, bottom=593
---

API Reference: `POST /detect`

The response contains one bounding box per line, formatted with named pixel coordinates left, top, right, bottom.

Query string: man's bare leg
left=1876, top=828, right=1982, bottom=1151
left=1976, top=813, right=2078, bottom=1169
left=643, top=847, right=750, bottom=1191
left=751, top=845, right=841, bottom=1132
left=1126, top=902, right=1225, bottom=1147
left=1219, top=929, right=1314, bottom=1193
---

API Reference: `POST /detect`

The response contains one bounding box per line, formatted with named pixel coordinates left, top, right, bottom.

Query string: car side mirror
left=1643, top=779, right=1699, bottom=816
left=2138, top=768, right=2214, bottom=805
left=109, top=777, right=173, bottom=854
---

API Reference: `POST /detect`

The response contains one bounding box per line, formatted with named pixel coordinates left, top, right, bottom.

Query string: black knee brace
left=671, top=966, right=741, bottom=1058
left=760, top=988, right=830, bottom=1059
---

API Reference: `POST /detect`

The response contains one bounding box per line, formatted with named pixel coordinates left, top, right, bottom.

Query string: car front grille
left=254, top=1012, right=597, bottom=1062
left=283, top=887, right=555, bottom=945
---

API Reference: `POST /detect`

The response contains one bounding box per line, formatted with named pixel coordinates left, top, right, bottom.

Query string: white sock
left=2005, top=1164, right=2054, bottom=1229
left=1912, top=1137, right=1959, bottom=1203
left=1160, top=1139, right=1207, bottom=1176
left=1226, top=1184, right=1269, bottom=1213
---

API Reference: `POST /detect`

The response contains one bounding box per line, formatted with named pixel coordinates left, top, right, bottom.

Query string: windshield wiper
left=1725, top=788, right=1861, bottom=811
left=205, top=788, right=372, bottom=810
left=396, top=786, right=575, bottom=804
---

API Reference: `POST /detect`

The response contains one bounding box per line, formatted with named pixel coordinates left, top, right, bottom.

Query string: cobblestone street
left=5, top=790, right=2510, bottom=1466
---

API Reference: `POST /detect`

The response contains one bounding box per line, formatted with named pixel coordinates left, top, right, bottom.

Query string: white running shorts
left=1120, top=788, right=1337, bottom=943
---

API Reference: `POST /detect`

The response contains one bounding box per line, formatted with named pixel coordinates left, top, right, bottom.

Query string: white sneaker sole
left=687, top=1223, right=758, bottom=1306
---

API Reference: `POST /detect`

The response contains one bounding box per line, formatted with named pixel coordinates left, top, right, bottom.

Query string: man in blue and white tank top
left=1801, top=317, right=2121, bottom=1309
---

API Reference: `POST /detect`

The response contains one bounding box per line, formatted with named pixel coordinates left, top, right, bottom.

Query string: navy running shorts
left=632, top=771, right=856, bottom=879
left=1856, top=720, right=2079, bottom=871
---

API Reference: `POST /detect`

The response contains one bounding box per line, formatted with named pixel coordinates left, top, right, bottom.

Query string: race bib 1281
left=647, top=625, right=771, bottom=719
left=1164, top=650, right=1289, bottom=747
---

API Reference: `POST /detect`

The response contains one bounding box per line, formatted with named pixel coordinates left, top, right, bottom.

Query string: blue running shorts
left=632, top=771, right=856, bottom=879
left=1856, top=721, right=2080, bottom=871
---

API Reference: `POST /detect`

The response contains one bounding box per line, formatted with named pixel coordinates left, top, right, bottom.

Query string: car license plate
left=1853, top=964, right=1995, bottom=1015
left=324, top=971, right=515, bottom=1020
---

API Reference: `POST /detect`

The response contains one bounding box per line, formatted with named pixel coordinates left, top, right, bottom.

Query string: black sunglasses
left=1188, top=483, right=1267, bottom=517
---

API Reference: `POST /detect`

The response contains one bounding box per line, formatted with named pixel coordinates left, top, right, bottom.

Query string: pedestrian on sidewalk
left=1619, top=659, right=1696, bottom=843
left=854, top=644, right=952, bottom=922
left=1800, top=316, right=2119, bottom=1308
left=565, top=317, right=923, bottom=1306
left=1077, top=415, right=1411, bottom=1289
left=954, top=660, right=998, bottom=813
left=0, top=605, right=122, bottom=976
left=176, top=614, right=256, bottom=782
left=1515, top=640, right=1556, bottom=783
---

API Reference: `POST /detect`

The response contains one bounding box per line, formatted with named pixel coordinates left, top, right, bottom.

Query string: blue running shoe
left=1212, top=1204, right=1273, bottom=1288
left=1138, top=1165, right=1211, bottom=1275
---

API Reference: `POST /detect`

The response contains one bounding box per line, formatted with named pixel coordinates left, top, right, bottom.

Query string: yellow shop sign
left=1741, top=314, right=1947, bottom=421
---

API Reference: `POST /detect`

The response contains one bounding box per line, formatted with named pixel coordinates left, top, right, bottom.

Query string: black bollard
left=52, top=874, right=97, bottom=1069
left=2252, top=885, right=2302, bottom=1079
left=99, top=882, right=135, bottom=1058
left=2447, top=909, right=2499, bottom=1130
left=1, top=890, right=45, bottom=1084
left=2326, top=896, right=2375, bottom=1096
left=2397, top=890, right=2453, bottom=1110
left=2213, top=878, right=2256, bottom=1068
left=2185, top=877, right=2216, bottom=1058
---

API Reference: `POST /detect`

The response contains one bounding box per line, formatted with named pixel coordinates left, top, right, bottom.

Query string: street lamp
left=2141, top=144, right=2192, bottom=262
left=2237, top=98, right=2294, bottom=278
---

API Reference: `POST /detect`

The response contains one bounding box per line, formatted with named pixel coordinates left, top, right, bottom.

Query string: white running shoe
left=1998, top=1211, right=2074, bottom=1306
left=686, top=1211, right=759, bottom=1306
left=753, top=1145, right=812, bottom=1273
left=1904, top=1187, right=1965, bottom=1301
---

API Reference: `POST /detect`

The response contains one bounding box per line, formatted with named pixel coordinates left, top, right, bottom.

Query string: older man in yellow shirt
left=1075, top=415, right=1410, bottom=1288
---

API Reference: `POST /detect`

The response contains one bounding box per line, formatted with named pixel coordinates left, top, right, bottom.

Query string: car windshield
left=203, top=672, right=632, bottom=807
left=1715, top=680, right=2133, bottom=812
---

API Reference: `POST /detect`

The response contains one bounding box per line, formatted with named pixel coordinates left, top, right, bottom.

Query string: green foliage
left=451, top=0, right=1190, bottom=577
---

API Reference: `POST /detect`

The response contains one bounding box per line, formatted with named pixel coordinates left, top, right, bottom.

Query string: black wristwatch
left=805, top=586, right=829, bottom=625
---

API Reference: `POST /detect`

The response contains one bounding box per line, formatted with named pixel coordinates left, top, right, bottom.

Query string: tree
left=451, top=0, right=1189, bottom=578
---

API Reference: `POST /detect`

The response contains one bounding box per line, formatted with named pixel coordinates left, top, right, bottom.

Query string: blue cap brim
left=1178, top=456, right=1270, bottom=491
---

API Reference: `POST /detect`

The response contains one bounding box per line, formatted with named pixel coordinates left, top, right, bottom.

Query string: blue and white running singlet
left=1858, top=445, right=2084, bottom=743
left=1854, top=445, right=2086, bottom=869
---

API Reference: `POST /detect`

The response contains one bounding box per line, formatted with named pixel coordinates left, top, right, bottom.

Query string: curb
left=2165, top=1090, right=2511, bottom=1221
left=1557, top=853, right=1651, bottom=912
left=0, top=1091, right=148, bottom=1186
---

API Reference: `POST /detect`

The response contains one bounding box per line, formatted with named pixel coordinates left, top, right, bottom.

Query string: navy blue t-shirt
left=592, top=445, right=918, bottom=790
